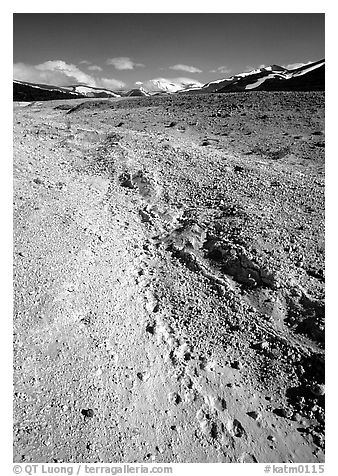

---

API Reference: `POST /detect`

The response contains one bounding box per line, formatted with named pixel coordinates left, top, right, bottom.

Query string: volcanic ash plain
left=13, top=92, right=325, bottom=463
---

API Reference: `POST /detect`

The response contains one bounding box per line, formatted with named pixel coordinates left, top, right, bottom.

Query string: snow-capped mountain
left=13, top=59, right=325, bottom=102
left=139, top=78, right=204, bottom=94
left=148, top=79, right=179, bottom=93
left=13, top=80, right=121, bottom=101
left=13, top=80, right=84, bottom=101
left=125, top=86, right=151, bottom=97
left=193, top=59, right=325, bottom=94
left=63, top=85, right=120, bottom=97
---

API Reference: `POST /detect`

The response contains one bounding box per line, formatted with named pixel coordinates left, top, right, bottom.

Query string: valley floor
left=13, top=92, right=325, bottom=463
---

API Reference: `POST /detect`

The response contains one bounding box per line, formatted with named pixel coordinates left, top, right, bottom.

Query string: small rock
left=292, top=412, right=303, bottom=422
left=213, top=397, right=227, bottom=412
left=247, top=411, right=260, bottom=421
left=311, top=130, right=324, bottom=136
left=168, top=392, right=182, bottom=405
left=81, top=408, right=94, bottom=418
left=145, top=323, right=155, bottom=335
left=233, top=419, right=245, bottom=437
left=311, top=383, right=325, bottom=397
left=274, top=407, right=293, bottom=419
left=231, top=360, right=243, bottom=370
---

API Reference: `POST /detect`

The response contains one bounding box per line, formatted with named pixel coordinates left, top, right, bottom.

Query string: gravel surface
left=13, top=92, right=324, bottom=463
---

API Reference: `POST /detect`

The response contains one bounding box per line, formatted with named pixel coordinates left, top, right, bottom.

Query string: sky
left=13, top=13, right=325, bottom=91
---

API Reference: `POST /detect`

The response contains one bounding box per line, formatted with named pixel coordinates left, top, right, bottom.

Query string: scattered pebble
left=81, top=409, right=94, bottom=418
left=247, top=411, right=260, bottom=421
left=311, top=383, right=325, bottom=397
left=231, top=361, right=243, bottom=370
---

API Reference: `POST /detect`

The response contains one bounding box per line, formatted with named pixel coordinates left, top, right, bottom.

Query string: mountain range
left=13, top=59, right=324, bottom=101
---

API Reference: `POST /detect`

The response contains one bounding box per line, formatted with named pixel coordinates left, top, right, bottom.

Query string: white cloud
left=13, top=60, right=125, bottom=90
left=88, top=65, right=103, bottom=71
left=210, top=66, right=232, bottom=75
left=99, top=77, right=126, bottom=90
left=34, top=60, right=96, bottom=86
left=106, top=57, right=144, bottom=70
left=140, top=77, right=204, bottom=93
left=169, top=64, right=202, bottom=73
left=244, top=64, right=268, bottom=73
left=14, top=61, right=95, bottom=86
left=284, top=61, right=312, bottom=70
left=79, top=60, right=91, bottom=65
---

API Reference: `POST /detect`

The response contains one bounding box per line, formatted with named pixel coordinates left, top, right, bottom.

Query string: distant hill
left=63, top=85, right=121, bottom=98
left=125, top=87, right=151, bottom=97
left=13, top=59, right=325, bottom=101
left=13, top=80, right=85, bottom=101
left=180, top=59, right=325, bottom=94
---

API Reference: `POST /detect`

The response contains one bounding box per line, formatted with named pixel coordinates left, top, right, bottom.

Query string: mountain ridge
left=180, top=59, right=324, bottom=94
left=13, top=59, right=325, bottom=101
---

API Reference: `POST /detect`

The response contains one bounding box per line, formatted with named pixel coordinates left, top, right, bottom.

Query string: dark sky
left=13, top=13, right=325, bottom=90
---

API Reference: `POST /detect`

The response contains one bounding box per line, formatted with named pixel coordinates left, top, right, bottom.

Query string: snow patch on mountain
left=126, top=86, right=151, bottom=97
left=244, top=74, right=282, bottom=89
left=198, top=59, right=324, bottom=93
left=139, top=77, right=204, bottom=93
left=14, top=80, right=80, bottom=95
left=292, top=60, right=325, bottom=77
left=236, top=67, right=264, bottom=78
left=203, top=78, right=232, bottom=87
left=68, top=85, right=120, bottom=97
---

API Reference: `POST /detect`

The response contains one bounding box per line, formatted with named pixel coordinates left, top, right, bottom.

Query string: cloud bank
left=100, top=77, right=126, bottom=89
left=14, top=60, right=97, bottom=86
left=284, top=61, right=312, bottom=70
left=169, top=64, right=202, bottom=73
left=210, top=66, right=232, bottom=75
left=106, top=57, right=144, bottom=70
left=87, top=65, right=103, bottom=71
left=13, top=60, right=125, bottom=89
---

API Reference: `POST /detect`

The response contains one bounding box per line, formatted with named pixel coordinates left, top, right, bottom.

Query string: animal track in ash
left=203, top=236, right=277, bottom=289
left=285, top=291, right=324, bottom=345
left=195, top=404, right=228, bottom=443
left=119, top=170, right=157, bottom=201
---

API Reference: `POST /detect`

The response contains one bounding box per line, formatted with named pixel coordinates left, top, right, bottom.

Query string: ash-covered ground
left=13, top=92, right=324, bottom=463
